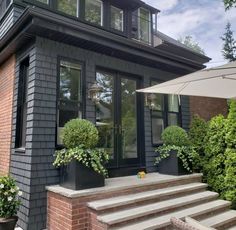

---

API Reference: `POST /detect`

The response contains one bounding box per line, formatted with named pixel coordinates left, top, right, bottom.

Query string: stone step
left=112, top=200, right=231, bottom=230
left=228, top=226, right=236, bottom=230
left=88, top=182, right=207, bottom=212
left=98, top=191, right=218, bottom=226
left=200, top=210, right=236, bottom=229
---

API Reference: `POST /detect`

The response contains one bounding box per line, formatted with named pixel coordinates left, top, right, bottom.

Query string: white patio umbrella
left=137, top=61, right=236, bottom=99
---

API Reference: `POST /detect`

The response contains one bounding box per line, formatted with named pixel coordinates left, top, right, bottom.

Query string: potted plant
left=0, top=176, right=22, bottom=230
left=53, top=119, right=109, bottom=190
left=155, top=126, right=197, bottom=175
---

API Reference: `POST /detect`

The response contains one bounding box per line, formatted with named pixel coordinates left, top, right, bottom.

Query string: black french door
left=96, top=70, right=144, bottom=174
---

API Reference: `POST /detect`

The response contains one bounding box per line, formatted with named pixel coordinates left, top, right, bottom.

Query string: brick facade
left=0, top=55, right=15, bottom=176
left=189, top=96, right=228, bottom=121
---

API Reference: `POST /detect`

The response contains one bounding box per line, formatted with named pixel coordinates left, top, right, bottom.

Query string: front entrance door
left=96, top=70, right=144, bottom=176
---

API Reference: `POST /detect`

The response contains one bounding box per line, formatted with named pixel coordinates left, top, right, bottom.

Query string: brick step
left=97, top=191, right=218, bottom=226
left=87, top=183, right=207, bottom=213
left=111, top=200, right=231, bottom=230
left=199, top=210, right=236, bottom=229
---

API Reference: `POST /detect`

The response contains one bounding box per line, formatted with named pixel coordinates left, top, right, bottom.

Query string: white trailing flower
left=8, top=196, right=13, bottom=202
left=18, top=191, right=23, bottom=196
left=0, top=184, right=4, bottom=189
left=10, top=188, right=15, bottom=193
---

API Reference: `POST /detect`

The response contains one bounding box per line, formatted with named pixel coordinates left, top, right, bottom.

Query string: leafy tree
left=178, top=36, right=205, bottom=55
left=221, top=22, right=236, bottom=62
left=223, top=0, right=236, bottom=10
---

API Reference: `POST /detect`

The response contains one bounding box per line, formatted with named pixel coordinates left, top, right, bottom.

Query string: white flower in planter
left=0, top=184, right=4, bottom=189
left=18, top=191, right=23, bottom=196
left=8, top=196, right=13, bottom=202
left=10, top=188, right=15, bottom=193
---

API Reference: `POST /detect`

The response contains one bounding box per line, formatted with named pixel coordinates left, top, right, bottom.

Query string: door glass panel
left=121, top=78, right=137, bottom=159
left=96, top=72, right=115, bottom=160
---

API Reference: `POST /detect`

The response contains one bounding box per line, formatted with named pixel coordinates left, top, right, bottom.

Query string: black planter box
left=60, top=160, right=105, bottom=190
left=158, top=150, right=189, bottom=176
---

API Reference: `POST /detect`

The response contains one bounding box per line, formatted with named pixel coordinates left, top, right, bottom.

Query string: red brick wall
left=189, top=96, right=228, bottom=121
left=0, top=55, right=15, bottom=176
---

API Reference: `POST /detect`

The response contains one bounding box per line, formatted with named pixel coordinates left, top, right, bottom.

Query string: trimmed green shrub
left=225, top=99, right=236, bottom=148
left=202, top=115, right=226, bottom=196
left=54, top=118, right=109, bottom=177
left=155, top=126, right=196, bottom=172
left=188, top=115, right=208, bottom=172
left=161, top=126, right=189, bottom=146
left=189, top=115, right=208, bottom=153
left=224, top=148, right=236, bottom=208
left=62, top=119, right=99, bottom=149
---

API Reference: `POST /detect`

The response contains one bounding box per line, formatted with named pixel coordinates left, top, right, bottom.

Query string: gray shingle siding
left=10, top=36, right=190, bottom=230
left=0, top=5, right=24, bottom=39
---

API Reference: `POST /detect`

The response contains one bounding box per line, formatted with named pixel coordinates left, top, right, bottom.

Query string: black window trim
left=56, top=56, right=86, bottom=148
left=150, top=78, right=182, bottom=147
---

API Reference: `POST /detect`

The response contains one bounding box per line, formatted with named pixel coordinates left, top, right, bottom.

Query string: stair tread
left=88, top=183, right=207, bottom=211
left=201, top=210, right=236, bottom=228
left=112, top=200, right=231, bottom=230
left=98, top=191, right=218, bottom=225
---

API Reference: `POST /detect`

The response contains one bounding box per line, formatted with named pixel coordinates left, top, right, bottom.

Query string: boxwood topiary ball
left=62, top=119, right=99, bottom=149
left=161, top=126, right=189, bottom=147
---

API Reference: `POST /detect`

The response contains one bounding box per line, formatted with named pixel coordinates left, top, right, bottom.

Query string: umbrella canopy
left=137, top=61, right=236, bottom=99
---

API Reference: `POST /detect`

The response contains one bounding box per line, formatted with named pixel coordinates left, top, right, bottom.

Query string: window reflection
left=85, top=0, right=103, bottom=26
left=111, top=6, right=124, bottom=31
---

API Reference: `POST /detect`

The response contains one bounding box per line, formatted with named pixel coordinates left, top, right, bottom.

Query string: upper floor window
left=132, top=8, right=151, bottom=45
left=139, top=8, right=151, bottom=44
left=85, top=0, right=103, bottom=26
left=57, top=0, right=78, bottom=17
left=110, top=5, right=124, bottom=32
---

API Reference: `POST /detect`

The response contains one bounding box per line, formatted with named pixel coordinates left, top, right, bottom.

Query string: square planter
left=60, top=160, right=105, bottom=190
left=157, top=150, right=189, bottom=176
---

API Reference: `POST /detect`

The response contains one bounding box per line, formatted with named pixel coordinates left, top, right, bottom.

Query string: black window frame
left=150, top=79, right=181, bottom=147
left=56, top=57, right=85, bottom=147
left=15, top=57, right=29, bottom=149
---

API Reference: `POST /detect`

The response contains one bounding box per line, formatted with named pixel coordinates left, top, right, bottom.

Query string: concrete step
left=88, top=182, right=207, bottom=212
left=200, top=210, right=236, bottom=229
left=98, top=191, right=218, bottom=226
left=112, top=200, right=231, bottom=230
left=228, top=226, right=236, bottom=230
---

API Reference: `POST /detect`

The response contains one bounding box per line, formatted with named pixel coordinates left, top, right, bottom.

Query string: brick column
left=0, top=55, right=15, bottom=176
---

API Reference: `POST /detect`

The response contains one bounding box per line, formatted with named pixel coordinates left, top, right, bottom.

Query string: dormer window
left=110, top=6, right=124, bottom=32
left=57, top=0, right=78, bottom=17
left=132, top=7, right=151, bottom=45
left=85, top=0, right=103, bottom=26
left=139, top=8, right=151, bottom=44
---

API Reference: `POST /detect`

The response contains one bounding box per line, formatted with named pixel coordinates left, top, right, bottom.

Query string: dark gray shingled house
left=0, top=0, right=213, bottom=229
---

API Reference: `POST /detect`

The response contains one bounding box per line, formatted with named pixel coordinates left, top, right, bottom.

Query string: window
left=36, top=0, right=49, bottom=4
left=57, top=0, right=78, bottom=17
left=151, top=81, right=180, bottom=145
left=57, top=60, right=82, bottom=145
left=85, top=0, right=103, bottom=26
left=15, top=58, right=29, bottom=148
left=139, top=8, right=151, bottom=44
left=110, top=6, right=124, bottom=31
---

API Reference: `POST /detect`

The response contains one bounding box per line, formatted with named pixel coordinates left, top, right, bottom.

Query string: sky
left=143, top=0, right=236, bottom=67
